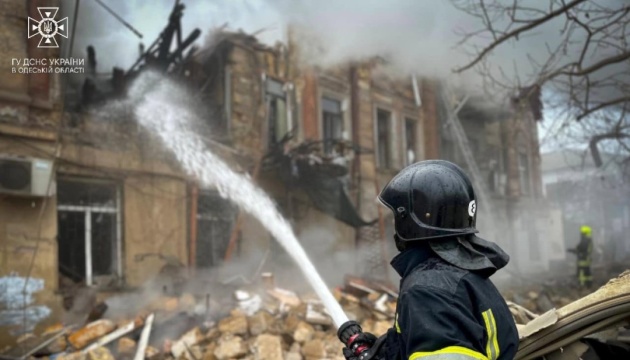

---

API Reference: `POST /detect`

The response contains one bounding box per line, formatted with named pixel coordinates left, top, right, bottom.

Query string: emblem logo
left=27, top=7, right=69, bottom=48
left=468, top=200, right=476, bottom=217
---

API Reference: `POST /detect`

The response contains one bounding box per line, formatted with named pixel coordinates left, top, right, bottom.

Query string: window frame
left=265, top=77, right=290, bottom=149
left=318, top=90, right=350, bottom=155
left=195, top=190, right=237, bottom=268
left=373, top=106, right=395, bottom=170
left=56, top=177, right=123, bottom=287
left=403, top=116, right=418, bottom=166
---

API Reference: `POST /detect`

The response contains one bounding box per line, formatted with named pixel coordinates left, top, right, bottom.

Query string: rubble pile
left=2, top=276, right=398, bottom=360
left=503, top=285, right=591, bottom=320
left=3, top=273, right=609, bottom=359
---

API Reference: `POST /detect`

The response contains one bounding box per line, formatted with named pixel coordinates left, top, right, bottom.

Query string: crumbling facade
left=433, top=86, right=564, bottom=275
left=0, top=1, right=190, bottom=344
left=1, top=4, right=550, bottom=346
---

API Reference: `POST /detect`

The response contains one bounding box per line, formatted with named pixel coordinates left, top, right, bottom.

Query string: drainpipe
left=189, top=184, right=198, bottom=274
left=350, top=65, right=361, bottom=206
left=350, top=65, right=362, bottom=251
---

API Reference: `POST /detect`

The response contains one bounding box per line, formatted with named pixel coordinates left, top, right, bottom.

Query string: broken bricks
left=68, top=319, right=116, bottom=350
left=86, top=346, right=115, bottom=360
left=217, top=312, right=249, bottom=335
left=171, top=327, right=204, bottom=359
left=213, top=335, right=247, bottom=360
left=2, top=277, right=402, bottom=360
left=292, top=321, right=315, bottom=344
left=117, top=337, right=136, bottom=355
left=248, top=311, right=276, bottom=336
left=302, top=339, right=326, bottom=360
left=252, top=334, right=283, bottom=360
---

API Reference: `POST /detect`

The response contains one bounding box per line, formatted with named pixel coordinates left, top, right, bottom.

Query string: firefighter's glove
left=342, top=332, right=381, bottom=360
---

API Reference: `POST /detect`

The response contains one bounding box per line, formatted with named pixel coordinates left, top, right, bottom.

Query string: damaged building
left=0, top=1, right=560, bottom=346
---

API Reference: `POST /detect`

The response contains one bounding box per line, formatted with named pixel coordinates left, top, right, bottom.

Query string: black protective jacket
left=380, top=245, right=519, bottom=360
left=572, top=235, right=593, bottom=263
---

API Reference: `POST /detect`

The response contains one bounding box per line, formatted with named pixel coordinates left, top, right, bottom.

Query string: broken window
left=322, top=97, right=343, bottom=155
left=404, top=118, right=417, bottom=165
left=57, top=179, right=121, bottom=288
left=267, top=79, right=288, bottom=147
left=376, top=109, right=392, bottom=169
left=196, top=191, right=237, bottom=268
left=518, top=152, right=531, bottom=196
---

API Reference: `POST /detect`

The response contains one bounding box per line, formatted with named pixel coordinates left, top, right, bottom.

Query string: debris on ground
left=0, top=275, right=398, bottom=360
left=1, top=271, right=618, bottom=360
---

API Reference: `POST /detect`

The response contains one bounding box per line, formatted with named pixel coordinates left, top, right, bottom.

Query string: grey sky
left=58, top=0, right=628, bottom=154
left=62, top=1, right=619, bottom=91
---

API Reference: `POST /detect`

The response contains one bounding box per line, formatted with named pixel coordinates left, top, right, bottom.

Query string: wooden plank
left=81, top=320, right=138, bottom=354
left=133, top=313, right=155, bottom=360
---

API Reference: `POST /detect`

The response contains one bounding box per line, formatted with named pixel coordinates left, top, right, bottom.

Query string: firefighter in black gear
left=568, top=226, right=593, bottom=287
left=340, top=160, right=518, bottom=360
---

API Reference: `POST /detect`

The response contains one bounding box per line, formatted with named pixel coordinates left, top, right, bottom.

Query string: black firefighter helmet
left=378, top=160, right=478, bottom=242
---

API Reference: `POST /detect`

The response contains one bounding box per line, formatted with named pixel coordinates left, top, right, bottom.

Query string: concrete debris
left=267, top=288, right=302, bottom=307
left=305, top=303, right=333, bottom=326
left=252, top=334, right=283, bottom=360
left=86, top=346, right=115, bottom=360
left=171, top=327, right=204, bottom=358
left=302, top=339, right=326, bottom=360
left=235, top=290, right=263, bottom=316
left=292, top=321, right=315, bottom=344
left=145, top=345, right=161, bottom=359
left=217, top=313, right=249, bottom=335
left=116, top=337, right=136, bottom=355
left=248, top=311, right=276, bottom=336
left=503, top=283, right=589, bottom=324
left=213, top=335, right=247, bottom=359
left=68, top=320, right=116, bottom=350
left=517, top=309, right=559, bottom=339
left=82, top=319, right=138, bottom=353
left=3, top=272, right=608, bottom=360
left=30, top=277, right=385, bottom=360
left=57, top=351, right=88, bottom=360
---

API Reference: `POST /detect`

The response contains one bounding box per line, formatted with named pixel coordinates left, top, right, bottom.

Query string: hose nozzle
left=338, top=320, right=370, bottom=356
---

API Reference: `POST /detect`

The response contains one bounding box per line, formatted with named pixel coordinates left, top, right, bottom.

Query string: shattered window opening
left=376, top=109, right=392, bottom=169
left=322, top=97, right=343, bottom=155
left=196, top=191, right=237, bottom=268
left=267, top=79, right=288, bottom=148
left=57, top=179, right=121, bottom=289
left=405, top=117, right=417, bottom=166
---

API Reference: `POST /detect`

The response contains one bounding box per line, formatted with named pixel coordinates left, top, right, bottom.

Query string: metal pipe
left=85, top=210, right=93, bottom=286
left=189, top=185, right=198, bottom=271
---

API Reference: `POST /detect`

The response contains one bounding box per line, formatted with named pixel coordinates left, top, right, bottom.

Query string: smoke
left=59, top=0, right=282, bottom=73
left=58, top=1, right=482, bottom=81
left=60, top=0, right=630, bottom=103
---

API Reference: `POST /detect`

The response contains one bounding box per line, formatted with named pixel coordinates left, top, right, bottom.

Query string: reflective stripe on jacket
left=382, top=247, right=519, bottom=360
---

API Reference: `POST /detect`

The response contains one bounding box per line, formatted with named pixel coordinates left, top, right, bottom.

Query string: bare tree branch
left=577, top=96, right=630, bottom=121
left=561, top=51, right=630, bottom=77
left=453, top=0, right=589, bottom=73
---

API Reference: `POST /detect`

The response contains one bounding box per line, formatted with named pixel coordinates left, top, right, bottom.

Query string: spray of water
left=128, top=72, right=349, bottom=328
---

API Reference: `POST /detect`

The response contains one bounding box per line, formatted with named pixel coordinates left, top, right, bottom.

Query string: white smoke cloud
left=63, top=0, right=628, bottom=101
